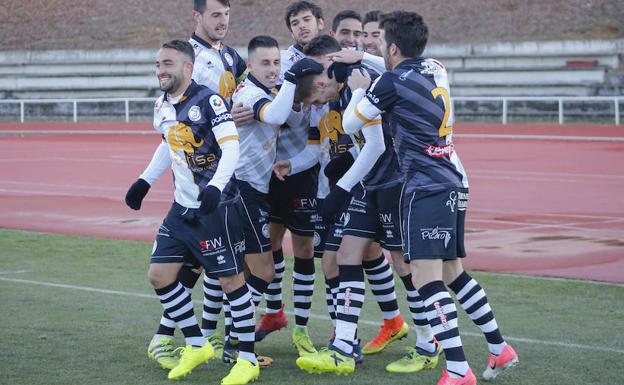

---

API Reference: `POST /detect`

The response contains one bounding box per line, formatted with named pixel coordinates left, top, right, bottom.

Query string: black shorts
left=238, top=181, right=272, bottom=254
left=313, top=198, right=350, bottom=257
left=342, top=183, right=403, bottom=251
left=268, top=167, right=318, bottom=237
left=401, top=187, right=468, bottom=261
left=151, top=201, right=246, bottom=277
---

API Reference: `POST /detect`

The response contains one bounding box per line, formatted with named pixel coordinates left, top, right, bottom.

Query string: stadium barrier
left=0, top=96, right=621, bottom=125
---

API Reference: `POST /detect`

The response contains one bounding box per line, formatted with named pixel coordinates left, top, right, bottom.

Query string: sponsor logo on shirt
left=167, top=123, right=204, bottom=153
left=420, top=226, right=452, bottom=248
left=211, top=112, right=233, bottom=127
left=424, top=143, right=454, bottom=158
left=209, top=95, right=228, bottom=115
left=216, top=255, right=226, bottom=265
left=366, top=90, right=380, bottom=104
left=293, top=198, right=317, bottom=209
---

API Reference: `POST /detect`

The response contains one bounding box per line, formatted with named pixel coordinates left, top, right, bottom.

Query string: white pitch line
left=0, top=269, right=34, bottom=275
left=1, top=276, right=623, bottom=355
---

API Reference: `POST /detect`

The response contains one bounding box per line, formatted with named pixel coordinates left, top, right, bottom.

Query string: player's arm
left=273, top=125, right=320, bottom=180
left=197, top=95, right=240, bottom=214
left=256, top=58, right=324, bottom=125
left=126, top=97, right=173, bottom=210
left=326, top=49, right=386, bottom=74
left=343, top=73, right=396, bottom=134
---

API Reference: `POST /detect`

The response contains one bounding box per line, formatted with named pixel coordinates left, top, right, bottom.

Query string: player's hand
left=125, top=178, right=150, bottom=210
left=347, top=68, right=371, bottom=91
left=324, top=151, right=355, bottom=184
left=272, top=160, right=292, bottom=181
left=326, top=48, right=364, bottom=64
left=232, top=102, right=254, bottom=126
left=198, top=185, right=221, bottom=215
left=285, top=58, right=324, bottom=84
left=319, top=186, right=351, bottom=223
left=327, top=62, right=351, bottom=83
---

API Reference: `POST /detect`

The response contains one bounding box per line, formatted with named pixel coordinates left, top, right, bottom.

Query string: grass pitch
left=0, top=229, right=622, bottom=385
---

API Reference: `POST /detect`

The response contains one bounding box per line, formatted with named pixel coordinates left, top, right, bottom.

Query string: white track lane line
left=1, top=275, right=623, bottom=354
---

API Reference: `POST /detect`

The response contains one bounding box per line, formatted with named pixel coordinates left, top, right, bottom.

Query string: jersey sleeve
left=365, top=72, right=398, bottom=113
left=232, top=84, right=271, bottom=122
left=234, top=50, right=248, bottom=83
left=204, top=94, right=237, bottom=143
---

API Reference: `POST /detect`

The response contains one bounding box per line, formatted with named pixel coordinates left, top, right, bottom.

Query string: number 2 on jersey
left=431, top=87, right=453, bottom=137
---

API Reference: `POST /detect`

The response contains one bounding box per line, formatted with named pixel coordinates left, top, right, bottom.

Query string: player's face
left=194, top=0, right=230, bottom=44
left=306, top=73, right=340, bottom=107
left=331, top=18, right=363, bottom=49
left=156, top=48, right=191, bottom=95
left=247, top=47, right=281, bottom=89
left=289, top=10, right=324, bottom=46
left=363, top=21, right=382, bottom=56
left=379, top=29, right=392, bottom=70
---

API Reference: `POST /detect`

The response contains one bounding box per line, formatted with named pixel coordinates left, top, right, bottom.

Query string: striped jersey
left=189, top=33, right=247, bottom=103
left=153, top=80, right=238, bottom=207
left=231, top=74, right=280, bottom=193
left=275, top=44, right=308, bottom=161
left=361, top=58, right=469, bottom=193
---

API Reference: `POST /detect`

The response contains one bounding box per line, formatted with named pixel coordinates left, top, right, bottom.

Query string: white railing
left=453, top=96, right=622, bottom=125
left=0, top=96, right=622, bottom=125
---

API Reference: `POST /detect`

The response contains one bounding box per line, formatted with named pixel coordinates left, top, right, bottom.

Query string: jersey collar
left=247, top=73, right=271, bottom=94
left=191, top=32, right=223, bottom=51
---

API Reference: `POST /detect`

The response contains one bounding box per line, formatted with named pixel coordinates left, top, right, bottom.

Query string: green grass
left=1, top=229, right=623, bottom=385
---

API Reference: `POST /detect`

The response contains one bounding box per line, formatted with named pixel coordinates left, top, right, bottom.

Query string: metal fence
left=0, top=96, right=622, bottom=125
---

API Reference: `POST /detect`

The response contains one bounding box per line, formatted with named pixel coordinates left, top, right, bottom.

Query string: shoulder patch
left=224, top=52, right=234, bottom=67
left=209, top=95, right=228, bottom=115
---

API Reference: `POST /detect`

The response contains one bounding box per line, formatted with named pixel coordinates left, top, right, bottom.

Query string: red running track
left=1, top=122, right=623, bottom=283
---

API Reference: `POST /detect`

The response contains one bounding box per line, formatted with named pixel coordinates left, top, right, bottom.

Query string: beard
left=159, top=74, right=182, bottom=94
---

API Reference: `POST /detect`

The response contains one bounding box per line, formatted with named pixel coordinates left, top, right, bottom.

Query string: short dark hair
left=162, top=40, right=195, bottom=63
left=248, top=35, right=279, bottom=55
left=363, top=10, right=381, bottom=26
left=285, top=1, right=323, bottom=31
left=294, top=70, right=320, bottom=104
left=303, top=35, right=341, bottom=57
left=379, top=11, right=428, bottom=58
left=193, top=0, right=230, bottom=13
left=332, top=10, right=362, bottom=32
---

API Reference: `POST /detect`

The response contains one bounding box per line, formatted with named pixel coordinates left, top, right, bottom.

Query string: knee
left=293, top=235, right=313, bottom=257
left=147, top=266, right=172, bottom=289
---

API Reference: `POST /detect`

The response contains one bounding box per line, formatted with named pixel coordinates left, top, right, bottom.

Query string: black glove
left=284, top=58, right=324, bottom=84
left=327, top=62, right=352, bottom=83
left=324, top=151, right=355, bottom=185
left=198, top=185, right=221, bottom=215
left=125, top=178, right=150, bottom=210
left=319, top=186, right=351, bottom=223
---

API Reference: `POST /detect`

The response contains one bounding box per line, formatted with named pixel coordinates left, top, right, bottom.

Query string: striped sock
left=223, top=297, right=236, bottom=340
left=154, top=281, right=204, bottom=347
left=264, top=249, right=285, bottom=313
left=156, top=265, right=200, bottom=338
left=448, top=271, right=507, bottom=355
left=400, top=274, right=435, bottom=353
left=201, top=274, right=223, bottom=337
left=325, top=276, right=339, bottom=327
left=155, top=314, right=176, bottom=338
left=363, top=255, right=400, bottom=320
left=332, top=265, right=366, bottom=355
left=419, top=280, right=469, bottom=378
left=293, top=257, right=315, bottom=327
left=226, top=285, right=257, bottom=365
left=247, top=274, right=270, bottom=307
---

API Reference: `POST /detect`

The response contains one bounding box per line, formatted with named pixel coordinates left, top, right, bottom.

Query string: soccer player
left=145, top=39, right=258, bottom=384
left=125, top=0, right=248, bottom=366
left=330, top=10, right=363, bottom=50
left=256, top=1, right=325, bottom=355
left=224, top=35, right=322, bottom=360
left=342, top=11, right=519, bottom=385
left=362, top=10, right=383, bottom=56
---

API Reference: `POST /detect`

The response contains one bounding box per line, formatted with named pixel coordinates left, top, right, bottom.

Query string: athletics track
left=0, top=122, right=622, bottom=284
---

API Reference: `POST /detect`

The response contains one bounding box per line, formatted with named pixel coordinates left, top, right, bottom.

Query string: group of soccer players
left=124, top=1, right=519, bottom=385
